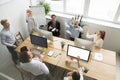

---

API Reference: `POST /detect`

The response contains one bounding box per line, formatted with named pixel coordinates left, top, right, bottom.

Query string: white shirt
left=26, top=16, right=37, bottom=34
left=20, top=57, right=49, bottom=76
left=0, top=28, right=16, bottom=46
left=86, top=34, right=103, bottom=48
left=64, top=67, right=84, bottom=80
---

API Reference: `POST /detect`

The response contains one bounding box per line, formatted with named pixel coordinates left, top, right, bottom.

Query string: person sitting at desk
left=86, top=29, right=105, bottom=48
left=19, top=46, right=52, bottom=80
left=64, top=57, right=84, bottom=80
left=47, top=14, right=60, bottom=37
left=66, top=18, right=83, bottom=41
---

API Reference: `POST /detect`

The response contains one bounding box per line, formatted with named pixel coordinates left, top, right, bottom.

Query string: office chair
left=15, top=65, right=34, bottom=80
left=0, top=72, right=14, bottom=80
left=16, top=32, right=24, bottom=46
left=74, top=38, right=95, bottom=51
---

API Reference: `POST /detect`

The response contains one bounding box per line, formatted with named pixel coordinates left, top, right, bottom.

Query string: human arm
left=55, top=21, right=60, bottom=32
left=40, top=62, right=49, bottom=74
left=1, top=34, right=15, bottom=47
left=86, top=28, right=95, bottom=39
left=47, top=21, right=53, bottom=31
left=78, top=26, right=83, bottom=33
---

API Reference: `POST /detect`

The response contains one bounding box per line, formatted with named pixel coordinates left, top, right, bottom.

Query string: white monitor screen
left=67, top=45, right=91, bottom=62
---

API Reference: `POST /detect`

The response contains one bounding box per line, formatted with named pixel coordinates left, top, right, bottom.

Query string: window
left=88, top=0, right=120, bottom=21
left=31, top=0, right=120, bottom=24
left=45, top=0, right=64, bottom=12
left=65, top=0, right=85, bottom=15
left=118, top=16, right=120, bottom=22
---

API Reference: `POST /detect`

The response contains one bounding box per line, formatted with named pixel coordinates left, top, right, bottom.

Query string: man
left=47, top=14, right=60, bottom=37
left=0, top=19, right=18, bottom=64
left=67, top=18, right=83, bottom=41
left=19, top=46, right=52, bottom=80
left=26, top=9, right=37, bottom=34
left=64, top=57, right=84, bottom=80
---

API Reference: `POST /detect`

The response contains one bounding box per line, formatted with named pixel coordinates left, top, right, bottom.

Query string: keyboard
left=70, top=62, right=78, bottom=69
left=32, top=49, right=41, bottom=55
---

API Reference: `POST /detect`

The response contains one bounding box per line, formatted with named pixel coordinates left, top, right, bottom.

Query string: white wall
left=0, top=0, right=30, bottom=66
left=0, top=0, right=30, bottom=38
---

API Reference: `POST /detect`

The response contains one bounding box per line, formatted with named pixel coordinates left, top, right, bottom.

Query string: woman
left=64, top=57, right=84, bottom=80
left=86, top=29, right=105, bottom=48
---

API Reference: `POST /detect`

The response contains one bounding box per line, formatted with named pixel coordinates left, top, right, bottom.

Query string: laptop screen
left=30, top=34, right=48, bottom=48
left=67, top=45, right=91, bottom=62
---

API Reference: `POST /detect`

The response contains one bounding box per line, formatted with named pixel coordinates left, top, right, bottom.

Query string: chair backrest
left=16, top=32, right=24, bottom=46
left=74, top=38, right=95, bottom=51
left=0, top=72, right=14, bottom=80
left=15, top=65, right=35, bottom=80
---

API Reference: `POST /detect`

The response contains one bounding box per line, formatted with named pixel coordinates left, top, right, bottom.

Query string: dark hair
left=20, top=46, right=28, bottom=52
left=72, top=72, right=80, bottom=80
left=99, top=31, right=106, bottom=40
left=51, top=14, right=56, bottom=18
left=19, top=51, right=31, bottom=63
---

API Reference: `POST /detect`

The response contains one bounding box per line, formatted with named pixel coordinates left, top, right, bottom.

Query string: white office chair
left=74, top=38, right=95, bottom=51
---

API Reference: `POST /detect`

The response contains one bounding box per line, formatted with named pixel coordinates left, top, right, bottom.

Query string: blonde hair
left=0, top=19, right=7, bottom=26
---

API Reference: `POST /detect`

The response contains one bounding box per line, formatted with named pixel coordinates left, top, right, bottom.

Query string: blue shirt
left=0, top=28, right=16, bottom=46
left=67, top=20, right=83, bottom=38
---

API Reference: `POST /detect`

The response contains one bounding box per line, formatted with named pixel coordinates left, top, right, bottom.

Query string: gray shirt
left=0, top=28, right=16, bottom=46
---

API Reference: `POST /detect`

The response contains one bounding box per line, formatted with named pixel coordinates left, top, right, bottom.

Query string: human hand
left=56, top=29, right=59, bottom=32
left=75, top=28, right=79, bottom=31
left=49, top=26, right=52, bottom=30
left=77, top=56, right=81, bottom=61
left=12, top=45, right=17, bottom=48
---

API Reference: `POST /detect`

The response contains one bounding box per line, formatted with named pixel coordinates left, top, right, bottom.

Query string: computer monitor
left=36, top=29, right=53, bottom=41
left=67, top=45, right=91, bottom=62
left=30, top=34, right=48, bottom=48
left=74, top=38, right=95, bottom=51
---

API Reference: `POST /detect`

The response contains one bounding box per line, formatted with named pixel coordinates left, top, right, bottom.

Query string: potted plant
left=38, top=1, right=50, bottom=15
left=61, top=41, right=66, bottom=50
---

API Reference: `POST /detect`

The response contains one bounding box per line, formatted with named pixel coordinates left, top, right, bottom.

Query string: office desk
left=57, top=51, right=116, bottom=80
left=15, top=37, right=63, bottom=66
left=50, top=37, right=116, bottom=66
left=15, top=34, right=116, bottom=80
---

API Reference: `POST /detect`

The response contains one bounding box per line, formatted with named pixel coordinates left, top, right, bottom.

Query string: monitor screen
left=30, top=34, right=48, bottom=48
left=67, top=45, right=91, bottom=62
left=36, top=29, right=53, bottom=41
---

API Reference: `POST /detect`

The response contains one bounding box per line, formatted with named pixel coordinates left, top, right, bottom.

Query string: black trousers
left=6, top=43, right=18, bottom=64
left=35, top=73, right=52, bottom=80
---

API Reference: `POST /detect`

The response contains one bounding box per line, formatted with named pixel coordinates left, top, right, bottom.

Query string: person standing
left=47, top=14, right=60, bottom=37
left=26, top=9, right=37, bottom=34
left=0, top=19, right=18, bottom=64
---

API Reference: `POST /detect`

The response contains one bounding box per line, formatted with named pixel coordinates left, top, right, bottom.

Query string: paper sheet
left=94, top=53, right=103, bottom=61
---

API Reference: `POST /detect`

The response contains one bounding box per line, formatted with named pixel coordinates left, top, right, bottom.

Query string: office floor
left=0, top=51, right=120, bottom=80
